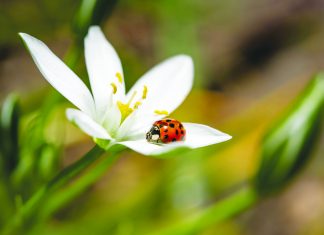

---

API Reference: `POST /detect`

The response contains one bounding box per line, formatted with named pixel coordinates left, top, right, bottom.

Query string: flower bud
left=254, top=73, right=324, bottom=195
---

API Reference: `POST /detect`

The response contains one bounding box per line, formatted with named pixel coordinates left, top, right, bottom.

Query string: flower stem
left=2, top=145, right=105, bottom=235
left=149, top=187, right=258, bottom=235
left=38, top=150, right=120, bottom=220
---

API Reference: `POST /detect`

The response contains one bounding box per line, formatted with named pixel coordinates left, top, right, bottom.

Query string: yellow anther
left=142, top=85, right=148, bottom=99
left=134, top=101, right=142, bottom=109
left=154, top=110, right=169, bottom=115
left=110, top=83, right=117, bottom=94
left=116, top=72, right=123, bottom=84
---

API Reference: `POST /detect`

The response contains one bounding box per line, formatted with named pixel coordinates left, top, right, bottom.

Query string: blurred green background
left=0, top=0, right=324, bottom=235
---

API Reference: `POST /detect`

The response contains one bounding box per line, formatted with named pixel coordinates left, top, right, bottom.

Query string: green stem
left=39, top=151, right=120, bottom=220
left=64, top=44, right=83, bottom=69
left=2, top=145, right=104, bottom=235
left=149, top=187, right=258, bottom=235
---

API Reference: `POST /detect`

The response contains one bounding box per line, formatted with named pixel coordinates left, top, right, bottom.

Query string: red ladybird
left=146, top=118, right=186, bottom=144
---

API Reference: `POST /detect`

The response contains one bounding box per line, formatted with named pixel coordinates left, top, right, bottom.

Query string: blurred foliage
left=0, top=0, right=78, bottom=46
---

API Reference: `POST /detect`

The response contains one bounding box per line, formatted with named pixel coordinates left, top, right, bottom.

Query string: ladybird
left=146, top=118, right=186, bottom=144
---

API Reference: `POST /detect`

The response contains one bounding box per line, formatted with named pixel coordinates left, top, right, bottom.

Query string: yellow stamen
left=142, top=85, right=148, bottom=99
left=127, top=91, right=137, bottom=105
left=116, top=91, right=138, bottom=123
left=117, top=101, right=133, bottom=123
left=154, top=110, right=169, bottom=115
left=116, top=72, right=123, bottom=84
left=134, top=101, right=142, bottom=109
left=110, top=83, right=117, bottom=94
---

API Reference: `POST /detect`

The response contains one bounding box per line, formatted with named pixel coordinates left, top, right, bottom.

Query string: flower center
left=114, top=83, right=148, bottom=124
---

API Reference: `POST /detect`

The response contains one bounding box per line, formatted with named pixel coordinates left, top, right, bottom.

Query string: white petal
left=102, top=104, right=121, bottom=136
left=66, top=108, right=111, bottom=139
left=182, top=123, right=232, bottom=148
left=116, top=110, right=163, bottom=140
left=85, top=26, right=125, bottom=117
left=115, top=108, right=140, bottom=140
left=19, top=33, right=95, bottom=116
left=119, top=122, right=231, bottom=156
left=115, top=108, right=163, bottom=141
left=126, top=55, right=194, bottom=121
left=119, top=139, right=185, bottom=156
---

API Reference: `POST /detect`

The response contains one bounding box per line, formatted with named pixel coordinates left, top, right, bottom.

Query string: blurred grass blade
left=67, top=0, right=118, bottom=69
left=148, top=187, right=258, bottom=235
left=38, top=144, right=60, bottom=181
left=255, top=73, right=324, bottom=195
left=0, top=94, right=20, bottom=226
left=0, top=94, right=20, bottom=176
left=73, top=0, right=118, bottom=40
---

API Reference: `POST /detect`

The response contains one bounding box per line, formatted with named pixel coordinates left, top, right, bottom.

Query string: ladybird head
left=146, top=125, right=160, bottom=143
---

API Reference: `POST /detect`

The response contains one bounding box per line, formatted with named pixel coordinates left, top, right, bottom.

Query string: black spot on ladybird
left=169, top=123, right=175, bottom=128
left=176, top=130, right=179, bottom=135
left=166, top=119, right=171, bottom=122
left=164, top=129, right=168, bottom=133
left=172, top=138, right=176, bottom=142
left=164, top=135, right=169, bottom=139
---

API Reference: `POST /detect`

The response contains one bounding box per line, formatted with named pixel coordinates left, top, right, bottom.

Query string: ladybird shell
left=153, top=118, right=186, bottom=144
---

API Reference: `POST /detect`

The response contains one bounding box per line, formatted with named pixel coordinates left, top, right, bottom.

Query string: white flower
left=19, top=26, right=231, bottom=155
